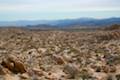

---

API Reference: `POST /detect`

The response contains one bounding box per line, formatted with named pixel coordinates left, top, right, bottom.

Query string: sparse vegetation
left=0, top=27, right=120, bottom=80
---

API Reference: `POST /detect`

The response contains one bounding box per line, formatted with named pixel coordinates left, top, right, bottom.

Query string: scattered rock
left=116, top=74, right=120, bottom=80
left=13, top=60, right=26, bottom=74
left=32, top=68, right=43, bottom=76
left=0, top=29, right=120, bottom=80
left=109, top=65, right=116, bottom=73
left=63, top=63, right=79, bottom=78
left=1, top=55, right=26, bottom=74
left=92, top=72, right=108, bottom=80
left=52, top=54, right=65, bottom=65
left=79, top=68, right=93, bottom=79
left=102, top=66, right=110, bottom=73
left=4, top=74, right=20, bottom=80
left=38, top=48, right=46, bottom=53
left=95, top=66, right=102, bottom=72
left=1, top=59, right=14, bottom=72
left=0, top=65, right=7, bottom=75
left=20, top=73, right=29, bottom=79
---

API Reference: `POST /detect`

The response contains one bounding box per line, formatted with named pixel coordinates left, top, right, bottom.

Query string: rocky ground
left=0, top=28, right=120, bottom=80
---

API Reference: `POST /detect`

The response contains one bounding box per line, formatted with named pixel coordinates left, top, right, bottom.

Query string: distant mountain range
left=0, top=17, right=120, bottom=28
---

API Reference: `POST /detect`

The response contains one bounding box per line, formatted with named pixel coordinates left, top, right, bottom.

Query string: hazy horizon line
left=0, top=16, right=120, bottom=22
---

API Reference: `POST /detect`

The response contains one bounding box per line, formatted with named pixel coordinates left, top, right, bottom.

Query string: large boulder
left=1, top=55, right=26, bottom=74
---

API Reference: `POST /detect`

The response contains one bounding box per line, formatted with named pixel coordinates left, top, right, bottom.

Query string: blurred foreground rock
left=1, top=55, right=26, bottom=74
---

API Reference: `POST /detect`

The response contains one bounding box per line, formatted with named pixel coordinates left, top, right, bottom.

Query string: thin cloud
left=0, top=0, right=119, bottom=20
left=0, top=2, right=119, bottom=12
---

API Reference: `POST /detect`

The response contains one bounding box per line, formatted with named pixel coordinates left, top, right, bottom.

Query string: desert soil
left=0, top=28, right=120, bottom=80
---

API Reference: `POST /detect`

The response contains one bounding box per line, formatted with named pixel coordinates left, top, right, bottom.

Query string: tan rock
left=46, top=66, right=66, bottom=79
left=92, top=72, right=108, bottom=80
left=1, top=56, right=26, bottom=74
left=109, top=66, right=116, bottom=73
left=20, top=73, right=29, bottom=79
left=0, top=65, right=6, bottom=75
left=38, top=48, right=46, bottom=53
left=32, top=68, right=43, bottom=76
left=4, top=74, right=20, bottom=80
left=63, top=63, right=79, bottom=78
left=102, top=66, right=109, bottom=73
left=47, top=72, right=65, bottom=80
left=63, top=54, right=72, bottom=62
left=53, top=54, right=65, bottom=65
left=116, top=74, right=120, bottom=80
left=1, top=59, right=14, bottom=72
left=13, top=60, right=26, bottom=74
left=7, top=55, right=17, bottom=62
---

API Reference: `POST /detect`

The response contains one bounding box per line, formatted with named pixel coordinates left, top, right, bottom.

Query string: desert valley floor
left=0, top=28, right=120, bottom=80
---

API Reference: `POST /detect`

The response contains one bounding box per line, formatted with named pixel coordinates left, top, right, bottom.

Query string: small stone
left=13, top=60, right=26, bottom=74
left=109, top=66, right=116, bottom=73
left=0, top=65, right=6, bottom=75
left=116, top=74, right=120, bottom=80
left=4, top=74, right=20, bottom=80
left=102, top=66, right=109, bottom=73
left=63, top=63, right=79, bottom=78
left=7, top=55, right=17, bottom=62
left=1, top=59, right=14, bottom=72
left=38, top=48, right=46, bottom=53
left=95, top=66, right=101, bottom=72
left=63, top=54, right=72, bottom=62
left=92, top=72, right=108, bottom=80
left=32, top=68, right=43, bottom=76
left=20, top=73, right=29, bottom=79
left=53, top=54, right=65, bottom=65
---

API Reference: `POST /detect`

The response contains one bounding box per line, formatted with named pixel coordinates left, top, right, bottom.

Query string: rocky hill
left=0, top=17, right=120, bottom=28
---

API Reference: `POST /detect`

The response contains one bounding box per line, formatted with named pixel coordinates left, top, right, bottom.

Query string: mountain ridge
left=0, top=17, right=120, bottom=28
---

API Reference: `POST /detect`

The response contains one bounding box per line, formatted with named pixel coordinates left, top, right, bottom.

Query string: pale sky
left=0, top=0, right=120, bottom=21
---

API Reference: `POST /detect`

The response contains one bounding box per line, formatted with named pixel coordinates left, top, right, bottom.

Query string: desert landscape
left=0, top=0, right=120, bottom=80
left=0, top=25, right=120, bottom=80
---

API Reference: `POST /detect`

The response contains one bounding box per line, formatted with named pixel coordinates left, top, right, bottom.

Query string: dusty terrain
left=0, top=27, right=120, bottom=80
